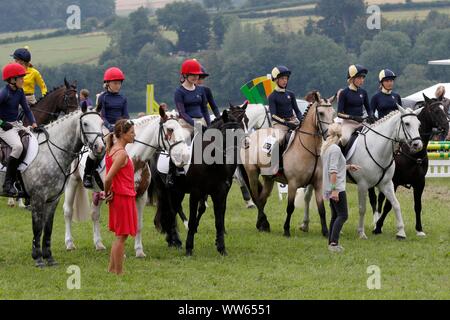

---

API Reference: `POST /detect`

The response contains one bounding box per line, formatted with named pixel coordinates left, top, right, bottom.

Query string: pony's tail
left=72, top=179, right=90, bottom=222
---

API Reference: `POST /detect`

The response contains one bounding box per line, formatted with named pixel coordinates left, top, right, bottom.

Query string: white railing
left=427, top=160, right=450, bottom=178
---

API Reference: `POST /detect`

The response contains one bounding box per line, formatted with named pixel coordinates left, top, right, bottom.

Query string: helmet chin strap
left=8, top=78, right=19, bottom=90
left=381, top=82, right=392, bottom=94
left=275, top=79, right=287, bottom=92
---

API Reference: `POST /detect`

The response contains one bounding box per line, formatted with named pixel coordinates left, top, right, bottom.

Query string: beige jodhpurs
left=0, top=121, right=29, bottom=159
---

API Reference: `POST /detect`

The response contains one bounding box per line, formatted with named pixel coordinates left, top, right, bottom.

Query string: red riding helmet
left=2, top=63, right=27, bottom=81
left=180, top=59, right=203, bottom=75
left=104, top=67, right=125, bottom=82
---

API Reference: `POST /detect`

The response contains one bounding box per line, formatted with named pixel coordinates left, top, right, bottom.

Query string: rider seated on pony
left=0, top=63, right=38, bottom=196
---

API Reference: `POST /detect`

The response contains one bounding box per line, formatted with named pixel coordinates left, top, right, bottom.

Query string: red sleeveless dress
left=106, top=149, right=137, bottom=237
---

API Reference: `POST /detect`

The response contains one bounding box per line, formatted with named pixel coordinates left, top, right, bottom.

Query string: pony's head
left=79, top=110, right=105, bottom=157
left=305, top=90, right=336, bottom=139
left=159, top=107, right=190, bottom=167
left=397, top=105, right=423, bottom=153
left=421, top=94, right=450, bottom=138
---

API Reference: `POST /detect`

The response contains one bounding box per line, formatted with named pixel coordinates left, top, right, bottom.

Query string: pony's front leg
left=357, top=186, right=369, bottom=240
left=368, top=187, right=379, bottom=225
left=283, top=183, right=298, bottom=237
left=63, top=176, right=77, bottom=250
left=31, top=201, right=45, bottom=268
left=135, top=193, right=147, bottom=258
left=378, top=181, right=406, bottom=239
left=91, top=193, right=106, bottom=250
left=42, top=200, right=59, bottom=266
left=300, top=184, right=313, bottom=232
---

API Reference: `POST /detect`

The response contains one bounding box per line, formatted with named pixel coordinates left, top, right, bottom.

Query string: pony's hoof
left=396, top=230, right=407, bottom=240
left=372, top=228, right=382, bottom=235
left=135, top=250, right=146, bottom=258
left=186, top=249, right=193, bottom=257
left=359, top=233, right=368, bottom=240
left=35, top=258, right=45, bottom=268
left=257, top=221, right=271, bottom=232
left=246, top=200, right=256, bottom=209
left=416, top=231, right=426, bottom=237
left=7, top=199, right=15, bottom=208
left=66, top=241, right=76, bottom=251
left=283, top=230, right=291, bottom=238
left=95, top=242, right=106, bottom=251
left=218, top=248, right=228, bottom=256
left=300, top=224, right=309, bottom=233
left=322, top=230, right=329, bottom=238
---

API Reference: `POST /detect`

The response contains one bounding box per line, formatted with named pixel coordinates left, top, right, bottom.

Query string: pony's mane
left=369, top=110, right=400, bottom=127
left=132, top=115, right=159, bottom=127
left=302, top=103, right=312, bottom=120
left=44, top=110, right=82, bottom=129
left=34, top=85, right=66, bottom=105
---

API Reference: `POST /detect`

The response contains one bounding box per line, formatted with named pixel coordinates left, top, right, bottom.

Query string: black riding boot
left=3, top=157, right=20, bottom=196
left=166, top=160, right=176, bottom=187
left=83, top=157, right=96, bottom=189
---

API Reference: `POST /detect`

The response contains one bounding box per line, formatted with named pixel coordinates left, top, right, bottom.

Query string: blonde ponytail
left=321, top=123, right=342, bottom=156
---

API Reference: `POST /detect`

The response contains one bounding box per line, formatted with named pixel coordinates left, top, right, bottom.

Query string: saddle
left=340, top=126, right=363, bottom=158
left=0, top=130, right=30, bottom=167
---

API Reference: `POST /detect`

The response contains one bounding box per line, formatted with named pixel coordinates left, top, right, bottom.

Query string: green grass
left=0, top=178, right=448, bottom=300
left=0, top=32, right=110, bottom=67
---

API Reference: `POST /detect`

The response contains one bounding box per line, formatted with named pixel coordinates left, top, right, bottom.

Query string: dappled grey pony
left=1, top=109, right=105, bottom=267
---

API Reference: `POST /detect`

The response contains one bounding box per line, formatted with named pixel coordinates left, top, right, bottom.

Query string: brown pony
left=239, top=91, right=336, bottom=237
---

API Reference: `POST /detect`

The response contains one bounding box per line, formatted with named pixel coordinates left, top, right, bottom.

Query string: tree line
left=39, top=0, right=450, bottom=113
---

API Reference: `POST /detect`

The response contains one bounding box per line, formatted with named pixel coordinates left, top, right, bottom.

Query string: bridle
left=133, top=117, right=185, bottom=160
left=36, top=112, right=104, bottom=202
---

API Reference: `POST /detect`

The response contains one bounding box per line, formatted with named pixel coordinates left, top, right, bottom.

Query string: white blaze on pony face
left=80, top=113, right=105, bottom=157
left=398, top=106, right=423, bottom=153
left=163, top=118, right=190, bottom=167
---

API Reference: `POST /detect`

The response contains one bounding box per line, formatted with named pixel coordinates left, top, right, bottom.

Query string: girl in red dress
left=104, top=119, right=137, bottom=275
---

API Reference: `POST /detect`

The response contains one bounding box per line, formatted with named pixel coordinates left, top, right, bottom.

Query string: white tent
left=404, top=83, right=450, bottom=102
left=428, top=59, right=450, bottom=65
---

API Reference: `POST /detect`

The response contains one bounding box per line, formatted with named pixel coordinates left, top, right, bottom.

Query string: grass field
left=0, top=178, right=448, bottom=300
left=0, top=32, right=110, bottom=67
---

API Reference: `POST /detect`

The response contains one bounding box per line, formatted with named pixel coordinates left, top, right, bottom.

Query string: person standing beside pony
left=322, top=123, right=360, bottom=253
left=104, top=119, right=137, bottom=275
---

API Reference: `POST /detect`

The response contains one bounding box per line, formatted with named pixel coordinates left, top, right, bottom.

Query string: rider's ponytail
left=321, top=123, right=342, bottom=156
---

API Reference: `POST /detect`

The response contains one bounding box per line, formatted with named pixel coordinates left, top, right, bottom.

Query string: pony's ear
left=64, top=77, right=70, bottom=89
left=397, top=104, right=406, bottom=114
left=229, top=102, right=234, bottom=109
left=159, top=105, right=168, bottom=121
left=222, top=110, right=229, bottom=123
left=241, top=101, right=248, bottom=110
left=327, top=94, right=337, bottom=104
left=414, top=107, right=424, bottom=115
left=313, top=91, right=321, bottom=103
left=423, top=93, right=431, bottom=103
left=72, top=80, right=78, bottom=88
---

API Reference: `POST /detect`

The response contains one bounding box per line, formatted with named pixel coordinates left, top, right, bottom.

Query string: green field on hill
left=0, top=32, right=110, bottom=67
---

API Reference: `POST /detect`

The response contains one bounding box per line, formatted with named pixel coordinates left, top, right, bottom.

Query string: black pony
left=369, top=94, right=449, bottom=235
left=150, top=110, right=245, bottom=256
